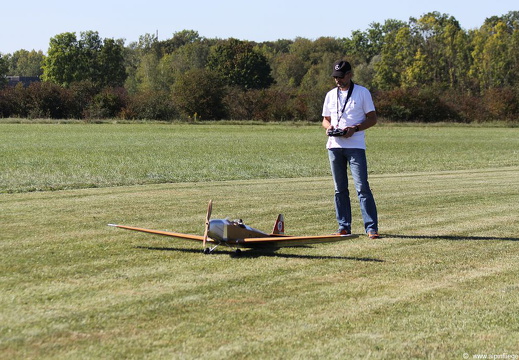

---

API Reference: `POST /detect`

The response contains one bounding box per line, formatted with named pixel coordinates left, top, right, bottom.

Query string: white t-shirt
left=322, top=83, right=376, bottom=150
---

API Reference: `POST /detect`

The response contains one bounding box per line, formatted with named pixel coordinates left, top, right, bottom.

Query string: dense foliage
left=1, top=11, right=519, bottom=122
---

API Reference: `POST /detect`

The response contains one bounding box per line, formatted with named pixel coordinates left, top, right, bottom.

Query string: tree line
left=1, top=11, right=518, bottom=122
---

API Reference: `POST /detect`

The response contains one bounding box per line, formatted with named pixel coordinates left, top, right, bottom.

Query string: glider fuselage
left=208, top=219, right=270, bottom=243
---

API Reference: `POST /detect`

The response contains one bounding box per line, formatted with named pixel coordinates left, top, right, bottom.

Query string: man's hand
left=343, top=126, right=356, bottom=138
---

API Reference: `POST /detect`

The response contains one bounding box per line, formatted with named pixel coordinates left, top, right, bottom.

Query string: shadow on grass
left=382, top=234, right=519, bottom=242
left=136, top=246, right=385, bottom=262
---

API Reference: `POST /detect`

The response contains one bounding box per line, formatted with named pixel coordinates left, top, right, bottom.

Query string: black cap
left=331, top=60, right=352, bottom=77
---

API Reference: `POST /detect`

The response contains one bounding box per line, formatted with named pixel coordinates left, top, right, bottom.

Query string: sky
left=1, top=0, right=517, bottom=54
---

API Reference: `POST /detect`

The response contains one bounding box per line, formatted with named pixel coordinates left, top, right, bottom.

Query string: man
left=322, top=60, right=379, bottom=239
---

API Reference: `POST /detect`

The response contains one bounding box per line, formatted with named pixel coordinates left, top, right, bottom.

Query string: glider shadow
left=136, top=246, right=384, bottom=262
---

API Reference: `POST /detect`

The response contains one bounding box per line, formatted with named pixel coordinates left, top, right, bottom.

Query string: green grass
left=1, top=123, right=518, bottom=193
left=1, top=123, right=519, bottom=359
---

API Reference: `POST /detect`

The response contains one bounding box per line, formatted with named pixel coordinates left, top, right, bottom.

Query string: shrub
left=251, top=88, right=296, bottom=121
left=0, top=86, right=20, bottom=117
left=224, top=87, right=301, bottom=121
left=69, top=81, right=99, bottom=119
left=441, top=89, right=485, bottom=123
left=23, top=82, right=75, bottom=119
left=223, top=87, right=258, bottom=120
left=375, top=88, right=459, bottom=122
left=86, top=87, right=128, bottom=119
left=482, top=87, right=519, bottom=122
left=121, top=90, right=179, bottom=120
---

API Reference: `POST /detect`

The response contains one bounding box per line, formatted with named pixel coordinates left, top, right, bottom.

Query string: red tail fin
left=272, top=214, right=285, bottom=235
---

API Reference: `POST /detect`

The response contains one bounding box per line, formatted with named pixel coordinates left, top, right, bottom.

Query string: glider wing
left=108, top=224, right=212, bottom=242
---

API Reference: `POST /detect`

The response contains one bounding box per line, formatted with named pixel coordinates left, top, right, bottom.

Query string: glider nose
left=207, top=219, right=226, bottom=241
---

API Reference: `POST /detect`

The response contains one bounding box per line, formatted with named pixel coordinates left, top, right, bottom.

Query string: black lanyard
left=337, top=81, right=354, bottom=120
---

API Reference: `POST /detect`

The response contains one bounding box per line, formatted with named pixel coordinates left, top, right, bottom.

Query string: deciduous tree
left=206, top=39, right=273, bottom=90
left=7, top=49, right=45, bottom=77
left=42, top=31, right=126, bottom=88
left=0, top=54, right=8, bottom=88
left=171, top=68, right=227, bottom=120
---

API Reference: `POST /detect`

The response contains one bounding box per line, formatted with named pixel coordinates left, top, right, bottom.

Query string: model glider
left=109, top=200, right=358, bottom=254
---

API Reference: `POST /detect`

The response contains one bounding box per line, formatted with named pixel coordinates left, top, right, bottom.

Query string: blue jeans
left=328, top=148, right=378, bottom=233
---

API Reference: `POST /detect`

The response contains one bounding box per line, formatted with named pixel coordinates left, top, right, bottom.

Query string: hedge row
left=1, top=82, right=518, bottom=123
left=0, top=82, right=178, bottom=121
left=375, top=87, right=519, bottom=123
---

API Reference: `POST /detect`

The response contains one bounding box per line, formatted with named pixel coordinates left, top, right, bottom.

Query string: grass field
left=1, top=123, right=518, bottom=359
left=2, top=123, right=518, bottom=193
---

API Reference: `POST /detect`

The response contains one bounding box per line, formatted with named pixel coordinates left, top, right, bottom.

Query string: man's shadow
left=382, top=234, right=519, bottom=242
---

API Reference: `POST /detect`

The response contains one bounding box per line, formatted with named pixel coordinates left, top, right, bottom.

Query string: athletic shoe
left=334, top=229, right=351, bottom=236
left=367, top=231, right=380, bottom=239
